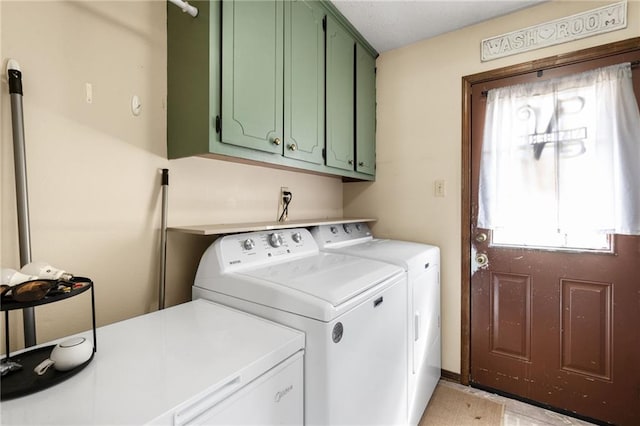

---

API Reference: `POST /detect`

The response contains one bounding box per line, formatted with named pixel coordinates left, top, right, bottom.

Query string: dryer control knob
left=330, top=226, right=338, bottom=234
left=291, top=232, right=302, bottom=243
left=343, top=224, right=352, bottom=234
left=268, top=233, right=284, bottom=248
left=242, top=238, right=255, bottom=250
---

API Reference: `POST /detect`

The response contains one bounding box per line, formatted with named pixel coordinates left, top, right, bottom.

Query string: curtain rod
left=168, top=0, right=198, bottom=17
left=480, top=60, right=640, bottom=97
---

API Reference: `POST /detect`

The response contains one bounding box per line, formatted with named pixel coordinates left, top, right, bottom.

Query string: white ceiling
left=330, top=0, right=548, bottom=53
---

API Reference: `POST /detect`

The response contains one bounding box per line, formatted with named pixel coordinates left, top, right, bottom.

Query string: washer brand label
left=332, top=322, right=344, bottom=343
left=274, top=384, right=293, bottom=403
left=229, top=260, right=241, bottom=265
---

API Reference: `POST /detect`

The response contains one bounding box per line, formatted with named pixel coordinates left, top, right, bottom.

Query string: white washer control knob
left=242, top=239, right=255, bottom=250
left=268, top=233, right=283, bottom=248
left=343, top=224, right=352, bottom=234
left=330, top=226, right=338, bottom=234
left=291, top=232, right=302, bottom=243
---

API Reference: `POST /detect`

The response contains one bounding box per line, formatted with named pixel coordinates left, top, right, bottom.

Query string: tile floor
left=438, top=380, right=597, bottom=426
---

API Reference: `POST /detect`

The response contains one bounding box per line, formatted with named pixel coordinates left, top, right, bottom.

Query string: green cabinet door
left=167, top=0, right=221, bottom=159
left=283, top=0, right=325, bottom=165
left=222, top=0, right=283, bottom=154
left=325, top=15, right=355, bottom=171
left=355, top=43, right=376, bottom=176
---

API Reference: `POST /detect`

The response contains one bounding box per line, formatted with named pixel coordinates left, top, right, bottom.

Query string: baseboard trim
left=440, top=369, right=461, bottom=383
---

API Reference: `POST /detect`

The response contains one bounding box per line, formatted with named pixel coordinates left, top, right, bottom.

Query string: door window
left=477, top=62, right=640, bottom=251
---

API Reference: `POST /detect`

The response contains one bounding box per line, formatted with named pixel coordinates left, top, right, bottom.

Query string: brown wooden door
left=470, top=50, right=640, bottom=425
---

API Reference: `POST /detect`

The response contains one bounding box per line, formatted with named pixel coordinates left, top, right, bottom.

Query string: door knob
left=358, top=161, right=365, bottom=167
left=288, top=143, right=297, bottom=151
left=348, top=159, right=354, bottom=165
left=475, top=232, right=487, bottom=243
left=475, top=253, right=489, bottom=266
left=273, top=137, right=281, bottom=146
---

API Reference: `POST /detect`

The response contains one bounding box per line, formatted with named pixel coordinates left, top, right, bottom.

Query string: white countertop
left=1, top=299, right=305, bottom=425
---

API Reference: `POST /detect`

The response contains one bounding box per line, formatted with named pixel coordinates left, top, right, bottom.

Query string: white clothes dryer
left=311, top=222, right=441, bottom=425
left=193, top=228, right=408, bottom=426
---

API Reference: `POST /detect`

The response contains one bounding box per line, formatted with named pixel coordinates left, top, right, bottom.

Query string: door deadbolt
left=475, top=232, right=487, bottom=243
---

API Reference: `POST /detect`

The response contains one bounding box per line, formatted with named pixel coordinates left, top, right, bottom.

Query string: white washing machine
left=193, top=228, right=408, bottom=425
left=311, top=222, right=441, bottom=426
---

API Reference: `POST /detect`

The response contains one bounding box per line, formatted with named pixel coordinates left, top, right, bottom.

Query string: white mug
left=34, top=337, right=93, bottom=375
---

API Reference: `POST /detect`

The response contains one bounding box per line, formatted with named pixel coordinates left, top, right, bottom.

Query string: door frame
left=460, top=37, right=640, bottom=386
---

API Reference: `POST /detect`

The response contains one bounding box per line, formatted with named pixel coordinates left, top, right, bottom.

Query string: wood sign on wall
left=481, top=1, right=627, bottom=61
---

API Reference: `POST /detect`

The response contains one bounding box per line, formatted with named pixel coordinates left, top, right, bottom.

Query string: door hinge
left=215, top=115, right=221, bottom=133
left=322, top=16, right=326, bottom=32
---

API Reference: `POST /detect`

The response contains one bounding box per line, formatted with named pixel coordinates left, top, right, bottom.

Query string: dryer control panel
left=216, top=228, right=318, bottom=271
left=310, top=223, right=373, bottom=248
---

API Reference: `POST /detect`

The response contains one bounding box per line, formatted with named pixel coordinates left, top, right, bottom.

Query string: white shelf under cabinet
left=168, top=218, right=376, bottom=236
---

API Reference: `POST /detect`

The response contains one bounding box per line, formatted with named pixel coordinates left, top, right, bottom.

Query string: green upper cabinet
left=167, top=0, right=378, bottom=181
left=325, top=15, right=355, bottom=172
left=283, top=0, right=325, bottom=165
left=222, top=0, right=283, bottom=153
left=355, top=43, right=376, bottom=176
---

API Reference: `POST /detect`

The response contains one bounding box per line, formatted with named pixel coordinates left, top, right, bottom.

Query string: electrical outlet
left=280, top=187, right=289, bottom=206
left=278, top=187, right=292, bottom=222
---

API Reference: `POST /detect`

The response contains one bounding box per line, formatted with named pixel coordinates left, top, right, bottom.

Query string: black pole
left=159, top=169, right=169, bottom=310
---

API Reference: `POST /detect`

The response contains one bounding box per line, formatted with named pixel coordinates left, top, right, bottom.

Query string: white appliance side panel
left=410, top=335, right=441, bottom=425
left=408, top=267, right=441, bottom=425
left=412, top=267, right=440, bottom=374
left=175, top=352, right=304, bottom=426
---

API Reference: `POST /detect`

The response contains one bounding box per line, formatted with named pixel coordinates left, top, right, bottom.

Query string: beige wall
left=0, top=1, right=342, bottom=350
left=343, top=0, right=640, bottom=374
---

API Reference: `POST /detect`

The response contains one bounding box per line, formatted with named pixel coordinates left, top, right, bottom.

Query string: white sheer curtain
left=478, top=62, right=640, bottom=236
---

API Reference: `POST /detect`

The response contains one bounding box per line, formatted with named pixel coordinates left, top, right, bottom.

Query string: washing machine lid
left=236, top=252, right=403, bottom=308
left=328, top=239, right=440, bottom=272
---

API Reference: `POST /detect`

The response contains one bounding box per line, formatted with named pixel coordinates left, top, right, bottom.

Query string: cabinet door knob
left=358, top=161, right=365, bottom=167
left=348, top=159, right=354, bottom=165
left=273, top=137, right=281, bottom=146
left=288, top=143, right=297, bottom=151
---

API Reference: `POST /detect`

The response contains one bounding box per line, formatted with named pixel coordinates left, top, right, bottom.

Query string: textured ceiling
left=330, top=0, right=548, bottom=53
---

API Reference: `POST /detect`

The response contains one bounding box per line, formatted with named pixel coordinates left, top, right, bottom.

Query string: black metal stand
left=0, top=278, right=97, bottom=400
